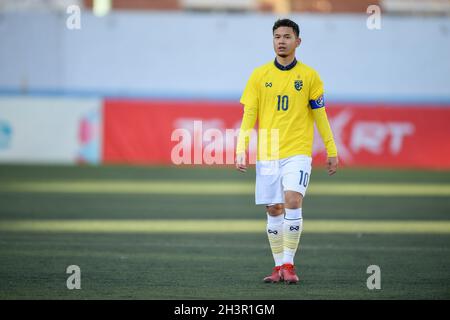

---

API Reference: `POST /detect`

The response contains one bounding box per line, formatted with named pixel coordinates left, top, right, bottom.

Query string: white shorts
left=255, top=155, right=312, bottom=205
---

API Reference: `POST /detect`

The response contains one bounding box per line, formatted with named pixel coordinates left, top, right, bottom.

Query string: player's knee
left=285, top=192, right=303, bottom=209
left=267, top=204, right=284, bottom=216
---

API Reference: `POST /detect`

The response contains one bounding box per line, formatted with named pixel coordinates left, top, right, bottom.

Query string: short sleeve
left=240, top=70, right=259, bottom=107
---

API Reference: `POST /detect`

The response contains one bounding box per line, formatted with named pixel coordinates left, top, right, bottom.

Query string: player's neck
left=276, top=55, right=296, bottom=67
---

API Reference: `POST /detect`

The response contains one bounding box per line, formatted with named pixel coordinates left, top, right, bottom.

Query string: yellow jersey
left=236, top=58, right=337, bottom=160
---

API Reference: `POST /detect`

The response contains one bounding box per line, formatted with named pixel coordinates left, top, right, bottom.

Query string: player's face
left=273, top=27, right=301, bottom=58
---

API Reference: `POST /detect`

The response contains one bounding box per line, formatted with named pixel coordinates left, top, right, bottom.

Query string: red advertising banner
left=313, top=103, right=450, bottom=169
left=103, top=99, right=450, bottom=169
left=103, top=99, right=243, bottom=165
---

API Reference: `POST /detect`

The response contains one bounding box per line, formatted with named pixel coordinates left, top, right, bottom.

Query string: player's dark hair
left=272, top=19, right=300, bottom=38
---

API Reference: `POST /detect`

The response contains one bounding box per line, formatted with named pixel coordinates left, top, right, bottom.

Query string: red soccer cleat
left=281, top=263, right=299, bottom=284
left=263, top=266, right=283, bottom=283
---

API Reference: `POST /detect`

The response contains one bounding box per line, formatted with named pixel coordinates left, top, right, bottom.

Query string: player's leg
left=281, top=191, right=302, bottom=283
left=283, top=191, right=303, bottom=266
left=263, top=203, right=284, bottom=283
left=280, top=155, right=312, bottom=283
left=255, top=159, right=284, bottom=282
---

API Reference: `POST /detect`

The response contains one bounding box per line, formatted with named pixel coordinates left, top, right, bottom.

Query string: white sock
left=283, top=208, right=303, bottom=265
left=266, top=213, right=284, bottom=267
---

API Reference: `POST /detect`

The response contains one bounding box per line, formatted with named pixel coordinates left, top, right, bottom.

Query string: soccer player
left=235, top=19, right=338, bottom=284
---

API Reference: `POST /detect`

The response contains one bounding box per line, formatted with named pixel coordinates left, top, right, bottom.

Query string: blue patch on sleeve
left=310, top=95, right=325, bottom=109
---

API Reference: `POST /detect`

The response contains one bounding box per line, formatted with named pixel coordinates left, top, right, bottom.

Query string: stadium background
left=0, top=0, right=449, bottom=300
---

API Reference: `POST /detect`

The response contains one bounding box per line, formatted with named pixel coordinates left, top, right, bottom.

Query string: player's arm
left=309, top=71, right=338, bottom=175
left=236, top=70, right=259, bottom=173
left=236, top=104, right=257, bottom=172
left=311, top=103, right=338, bottom=175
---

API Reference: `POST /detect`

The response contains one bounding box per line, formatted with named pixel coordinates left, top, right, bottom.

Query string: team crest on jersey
left=294, top=80, right=303, bottom=91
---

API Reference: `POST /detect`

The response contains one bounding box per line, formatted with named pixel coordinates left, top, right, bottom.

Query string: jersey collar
left=274, top=58, right=297, bottom=71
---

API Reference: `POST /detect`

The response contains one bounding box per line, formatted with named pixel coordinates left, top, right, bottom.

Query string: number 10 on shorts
left=299, top=170, right=309, bottom=187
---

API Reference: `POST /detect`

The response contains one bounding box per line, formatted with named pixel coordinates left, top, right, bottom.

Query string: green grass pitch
left=0, top=165, right=449, bottom=299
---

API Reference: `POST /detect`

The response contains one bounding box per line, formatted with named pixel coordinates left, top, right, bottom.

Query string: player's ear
left=296, top=37, right=301, bottom=47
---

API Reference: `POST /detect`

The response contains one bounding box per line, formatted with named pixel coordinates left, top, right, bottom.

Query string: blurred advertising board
left=0, top=97, right=102, bottom=164
left=103, top=99, right=450, bottom=169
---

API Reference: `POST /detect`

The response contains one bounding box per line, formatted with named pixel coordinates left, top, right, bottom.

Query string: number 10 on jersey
left=277, top=95, right=289, bottom=111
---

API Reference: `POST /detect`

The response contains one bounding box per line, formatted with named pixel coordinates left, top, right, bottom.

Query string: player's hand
left=327, top=156, right=338, bottom=176
left=235, top=153, right=247, bottom=173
